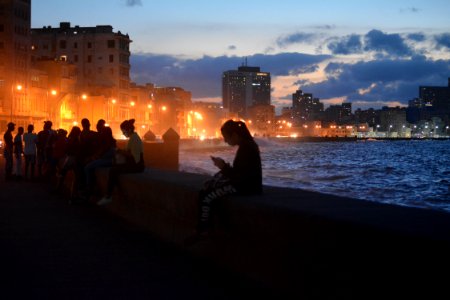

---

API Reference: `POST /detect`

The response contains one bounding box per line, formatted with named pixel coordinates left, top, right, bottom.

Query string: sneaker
left=97, top=196, right=112, bottom=206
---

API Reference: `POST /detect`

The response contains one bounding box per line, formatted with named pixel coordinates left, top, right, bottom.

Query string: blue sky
left=33, top=0, right=450, bottom=112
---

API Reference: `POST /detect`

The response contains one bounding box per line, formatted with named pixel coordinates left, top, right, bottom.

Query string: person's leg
left=37, top=152, right=43, bottom=177
left=15, top=155, right=22, bottom=178
left=24, top=155, right=30, bottom=179
left=197, top=183, right=237, bottom=233
left=4, top=150, right=13, bottom=180
left=30, top=155, right=36, bottom=179
left=98, top=163, right=141, bottom=206
left=85, top=158, right=113, bottom=195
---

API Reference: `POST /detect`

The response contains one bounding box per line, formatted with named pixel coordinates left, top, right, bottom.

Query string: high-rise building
left=222, top=65, right=270, bottom=118
left=31, top=22, right=132, bottom=102
left=292, top=89, right=324, bottom=123
left=0, top=0, right=31, bottom=128
left=325, top=103, right=353, bottom=124
left=419, top=78, right=450, bottom=110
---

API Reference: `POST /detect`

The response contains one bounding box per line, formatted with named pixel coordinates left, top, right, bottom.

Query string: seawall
left=92, top=167, right=450, bottom=299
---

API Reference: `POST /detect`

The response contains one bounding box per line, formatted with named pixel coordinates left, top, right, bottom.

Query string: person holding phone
left=187, top=119, right=262, bottom=243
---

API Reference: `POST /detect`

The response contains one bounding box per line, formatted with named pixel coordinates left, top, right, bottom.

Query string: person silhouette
left=3, top=122, right=15, bottom=181
left=36, top=120, right=56, bottom=179
left=188, top=119, right=262, bottom=243
left=84, top=126, right=116, bottom=199
left=23, top=124, right=38, bottom=180
left=55, top=126, right=81, bottom=197
left=97, top=119, right=144, bottom=206
left=13, top=126, right=24, bottom=180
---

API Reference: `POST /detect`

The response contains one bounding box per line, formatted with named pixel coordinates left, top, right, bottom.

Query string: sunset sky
left=32, top=0, right=450, bottom=112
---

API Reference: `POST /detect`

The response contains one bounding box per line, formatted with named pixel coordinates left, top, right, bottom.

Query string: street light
left=77, top=93, right=89, bottom=122
left=47, top=89, right=58, bottom=123
left=11, top=84, right=23, bottom=122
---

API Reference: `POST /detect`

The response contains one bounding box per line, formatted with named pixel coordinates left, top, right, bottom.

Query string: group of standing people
left=3, top=121, right=41, bottom=181
left=2, top=118, right=145, bottom=206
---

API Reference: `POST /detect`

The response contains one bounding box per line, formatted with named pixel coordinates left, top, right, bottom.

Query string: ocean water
left=179, top=138, right=450, bottom=213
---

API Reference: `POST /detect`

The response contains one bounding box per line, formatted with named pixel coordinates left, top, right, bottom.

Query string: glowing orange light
left=130, top=101, right=135, bottom=107
left=81, top=94, right=87, bottom=100
left=111, top=99, right=116, bottom=104
left=161, top=106, right=167, bottom=111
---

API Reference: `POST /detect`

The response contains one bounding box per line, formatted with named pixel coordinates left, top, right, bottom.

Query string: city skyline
left=32, top=0, right=450, bottom=113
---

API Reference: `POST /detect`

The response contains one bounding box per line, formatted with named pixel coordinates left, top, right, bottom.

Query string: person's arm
left=220, top=141, right=262, bottom=193
left=127, top=133, right=142, bottom=164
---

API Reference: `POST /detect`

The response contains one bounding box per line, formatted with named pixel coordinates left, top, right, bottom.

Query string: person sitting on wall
left=97, top=119, right=145, bottom=206
left=186, top=119, right=262, bottom=244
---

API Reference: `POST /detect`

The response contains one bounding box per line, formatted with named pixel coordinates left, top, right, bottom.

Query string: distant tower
left=419, top=78, right=450, bottom=110
left=292, top=89, right=323, bottom=123
left=222, top=65, right=271, bottom=118
left=0, top=0, right=32, bottom=127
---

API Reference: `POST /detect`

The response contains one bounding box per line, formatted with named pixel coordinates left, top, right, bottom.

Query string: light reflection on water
left=179, top=139, right=450, bottom=213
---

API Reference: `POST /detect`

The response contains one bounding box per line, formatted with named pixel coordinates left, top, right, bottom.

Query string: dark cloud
left=276, top=32, right=317, bottom=47
left=301, top=55, right=450, bottom=105
left=400, top=7, right=421, bottom=13
left=130, top=52, right=330, bottom=98
left=327, top=30, right=423, bottom=56
left=328, top=34, right=363, bottom=55
left=126, top=0, right=142, bottom=6
left=435, top=33, right=450, bottom=49
left=407, top=33, right=426, bottom=42
left=364, top=29, right=414, bottom=57
left=313, top=25, right=336, bottom=30
left=130, top=28, right=450, bottom=110
left=228, top=45, right=237, bottom=50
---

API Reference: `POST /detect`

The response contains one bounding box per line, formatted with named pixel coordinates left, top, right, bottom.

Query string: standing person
left=23, top=124, right=38, bottom=180
left=84, top=126, right=116, bottom=199
left=36, top=121, right=55, bottom=178
left=96, top=119, right=106, bottom=134
left=97, top=119, right=144, bottom=206
left=187, top=120, right=262, bottom=242
left=55, top=126, right=81, bottom=195
left=3, top=122, right=15, bottom=181
left=77, top=118, right=96, bottom=191
left=51, top=128, right=68, bottom=178
left=13, top=126, right=24, bottom=180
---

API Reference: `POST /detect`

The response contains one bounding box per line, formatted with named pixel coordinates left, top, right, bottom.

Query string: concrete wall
left=93, top=168, right=450, bottom=299
left=116, top=127, right=179, bottom=171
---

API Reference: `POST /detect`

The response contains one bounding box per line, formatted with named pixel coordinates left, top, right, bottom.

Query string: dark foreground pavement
left=0, top=162, right=280, bottom=299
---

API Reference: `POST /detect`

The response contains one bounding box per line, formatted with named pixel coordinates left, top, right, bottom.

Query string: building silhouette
left=292, top=89, right=324, bottom=124
left=222, top=65, right=270, bottom=118
left=419, top=78, right=450, bottom=110
left=407, top=78, right=450, bottom=124
left=0, top=0, right=31, bottom=129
